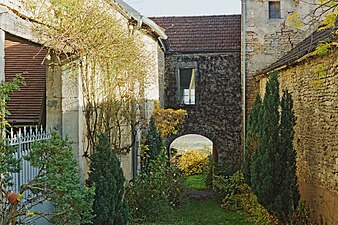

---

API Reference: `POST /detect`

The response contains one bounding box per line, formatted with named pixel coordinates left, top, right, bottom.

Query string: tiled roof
left=258, top=24, right=338, bottom=75
left=151, top=15, right=241, bottom=52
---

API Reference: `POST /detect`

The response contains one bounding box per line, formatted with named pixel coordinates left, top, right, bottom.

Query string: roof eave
left=112, top=0, right=167, bottom=40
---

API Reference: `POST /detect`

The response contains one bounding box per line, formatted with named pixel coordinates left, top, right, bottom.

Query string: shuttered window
left=5, top=36, right=47, bottom=126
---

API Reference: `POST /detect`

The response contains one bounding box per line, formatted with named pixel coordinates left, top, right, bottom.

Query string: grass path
left=136, top=174, right=256, bottom=225
left=151, top=198, right=252, bottom=225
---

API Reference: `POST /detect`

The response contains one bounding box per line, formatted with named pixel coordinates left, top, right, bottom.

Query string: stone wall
left=164, top=53, right=242, bottom=169
left=258, top=53, right=338, bottom=225
left=243, top=0, right=320, bottom=108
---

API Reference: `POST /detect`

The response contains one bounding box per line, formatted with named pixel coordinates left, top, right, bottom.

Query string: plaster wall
left=258, top=53, right=338, bottom=225
left=243, top=0, right=320, bottom=108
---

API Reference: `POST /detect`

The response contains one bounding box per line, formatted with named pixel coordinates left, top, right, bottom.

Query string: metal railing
left=6, top=126, right=51, bottom=193
left=5, top=126, right=53, bottom=224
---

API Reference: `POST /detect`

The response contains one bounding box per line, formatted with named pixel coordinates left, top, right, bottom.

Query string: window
left=269, top=1, right=281, bottom=19
left=179, top=68, right=196, bottom=105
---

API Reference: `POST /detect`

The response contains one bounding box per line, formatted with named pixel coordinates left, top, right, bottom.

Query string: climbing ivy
left=18, top=0, right=151, bottom=155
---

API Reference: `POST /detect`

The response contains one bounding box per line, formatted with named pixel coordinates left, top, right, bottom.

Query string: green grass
left=135, top=199, right=254, bottom=225
left=133, top=174, right=256, bottom=225
left=185, top=173, right=208, bottom=190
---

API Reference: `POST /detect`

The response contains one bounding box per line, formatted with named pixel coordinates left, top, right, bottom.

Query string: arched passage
left=169, top=134, right=216, bottom=160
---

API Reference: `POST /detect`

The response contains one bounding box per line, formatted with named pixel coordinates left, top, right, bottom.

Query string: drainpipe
left=132, top=128, right=137, bottom=178
left=242, top=0, right=247, bottom=164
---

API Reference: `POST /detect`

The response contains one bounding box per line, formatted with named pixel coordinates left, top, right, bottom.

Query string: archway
left=170, top=134, right=213, bottom=157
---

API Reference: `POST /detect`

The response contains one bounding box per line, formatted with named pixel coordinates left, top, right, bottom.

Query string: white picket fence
left=5, top=126, right=53, bottom=225
left=6, top=126, right=51, bottom=193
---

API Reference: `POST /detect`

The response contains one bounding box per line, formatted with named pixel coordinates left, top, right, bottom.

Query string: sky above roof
left=124, top=0, right=241, bottom=17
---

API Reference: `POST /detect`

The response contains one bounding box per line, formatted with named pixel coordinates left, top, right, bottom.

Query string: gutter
left=242, top=0, right=247, bottom=165
left=112, top=0, right=168, bottom=50
left=166, top=49, right=241, bottom=54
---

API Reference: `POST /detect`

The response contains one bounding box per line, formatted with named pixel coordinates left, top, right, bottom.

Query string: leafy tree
left=153, top=101, right=187, bottom=139
left=288, top=0, right=337, bottom=56
left=126, top=155, right=186, bottom=222
left=87, top=133, right=129, bottom=225
left=250, top=72, right=299, bottom=222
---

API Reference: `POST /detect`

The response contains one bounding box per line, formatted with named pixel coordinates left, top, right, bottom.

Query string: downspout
left=242, top=0, right=247, bottom=164
left=132, top=128, right=137, bottom=178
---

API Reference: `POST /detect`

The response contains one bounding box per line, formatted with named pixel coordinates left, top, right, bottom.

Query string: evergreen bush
left=249, top=72, right=299, bottom=222
left=244, top=95, right=262, bottom=185
left=141, top=116, right=163, bottom=170
left=213, top=172, right=278, bottom=225
left=86, top=133, right=129, bottom=225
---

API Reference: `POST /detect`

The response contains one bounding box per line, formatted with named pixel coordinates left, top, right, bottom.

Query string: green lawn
left=185, top=173, right=208, bottom=190
left=148, top=199, right=254, bottom=225
left=133, top=174, right=256, bottom=225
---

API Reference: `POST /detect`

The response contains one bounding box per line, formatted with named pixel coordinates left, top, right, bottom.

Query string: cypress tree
left=87, top=133, right=129, bottom=225
left=250, top=72, right=299, bottom=221
left=141, top=116, right=163, bottom=170
left=279, top=89, right=300, bottom=221
left=251, top=72, right=281, bottom=214
left=244, top=95, right=262, bottom=185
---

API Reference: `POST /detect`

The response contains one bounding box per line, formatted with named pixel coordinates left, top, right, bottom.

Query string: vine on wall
left=19, top=0, right=151, bottom=155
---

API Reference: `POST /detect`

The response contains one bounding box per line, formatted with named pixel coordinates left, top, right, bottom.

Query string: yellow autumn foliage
left=177, top=150, right=209, bottom=176
left=153, top=101, right=187, bottom=138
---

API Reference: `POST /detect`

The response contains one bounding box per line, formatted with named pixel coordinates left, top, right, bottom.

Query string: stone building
left=0, top=0, right=167, bottom=181
left=242, top=0, right=337, bottom=223
left=255, top=26, right=338, bottom=225
left=242, top=0, right=320, bottom=109
left=152, top=15, right=242, bottom=169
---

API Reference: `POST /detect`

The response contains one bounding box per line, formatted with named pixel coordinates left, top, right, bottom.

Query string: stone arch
left=166, top=132, right=218, bottom=162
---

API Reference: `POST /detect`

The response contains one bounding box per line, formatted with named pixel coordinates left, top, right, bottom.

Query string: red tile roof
left=151, top=15, right=241, bottom=52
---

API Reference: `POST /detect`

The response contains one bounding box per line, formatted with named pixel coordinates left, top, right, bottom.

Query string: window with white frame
left=179, top=68, right=196, bottom=105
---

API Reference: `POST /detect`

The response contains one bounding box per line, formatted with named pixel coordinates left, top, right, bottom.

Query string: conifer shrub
left=244, top=95, right=262, bottom=185
left=86, top=133, right=129, bottom=225
left=248, top=72, right=300, bottom=222
left=140, top=116, right=164, bottom=171
left=177, top=150, right=209, bottom=176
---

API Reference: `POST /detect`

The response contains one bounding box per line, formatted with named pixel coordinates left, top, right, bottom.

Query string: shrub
left=24, top=132, right=95, bottom=224
left=289, top=201, right=314, bottom=225
left=250, top=72, right=299, bottom=222
left=125, top=156, right=187, bottom=222
left=140, top=116, right=164, bottom=171
left=213, top=171, right=278, bottom=225
left=177, top=150, right=209, bottom=176
left=206, top=160, right=237, bottom=189
left=86, top=133, right=129, bottom=225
